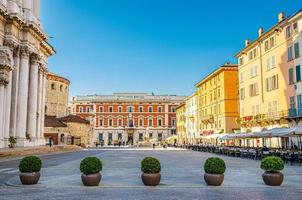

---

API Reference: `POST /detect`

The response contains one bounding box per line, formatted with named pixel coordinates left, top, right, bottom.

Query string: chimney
left=278, top=12, right=285, bottom=22
left=258, top=27, right=264, bottom=37
left=245, top=39, right=250, bottom=47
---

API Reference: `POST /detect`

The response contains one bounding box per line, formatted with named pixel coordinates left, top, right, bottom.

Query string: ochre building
left=195, top=63, right=240, bottom=141
left=235, top=11, right=302, bottom=147
left=70, top=93, right=185, bottom=146
left=0, top=0, right=55, bottom=148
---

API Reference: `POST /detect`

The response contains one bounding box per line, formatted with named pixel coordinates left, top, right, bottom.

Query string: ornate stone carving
left=0, top=46, right=14, bottom=85
left=30, top=53, right=40, bottom=65
left=20, top=46, right=30, bottom=58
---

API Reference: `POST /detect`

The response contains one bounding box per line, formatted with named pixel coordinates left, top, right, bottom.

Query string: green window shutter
left=296, top=65, right=301, bottom=82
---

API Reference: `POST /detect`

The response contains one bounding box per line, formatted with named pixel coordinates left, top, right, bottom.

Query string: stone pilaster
left=26, top=53, right=39, bottom=141
left=9, top=48, right=20, bottom=138
left=16, top=46, right=30, bottom=145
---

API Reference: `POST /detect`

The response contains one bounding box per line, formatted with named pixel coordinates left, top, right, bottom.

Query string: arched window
left=60, top=85, right=63, bottom=91
left=51, top=83, right=55, bottom=90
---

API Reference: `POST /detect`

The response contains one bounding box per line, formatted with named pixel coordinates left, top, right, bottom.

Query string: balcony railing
left=200, top=115, right=214, bottom=124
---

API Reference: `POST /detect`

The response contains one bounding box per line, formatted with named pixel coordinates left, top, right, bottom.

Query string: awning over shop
left=221, top=126, right=302, bottom=140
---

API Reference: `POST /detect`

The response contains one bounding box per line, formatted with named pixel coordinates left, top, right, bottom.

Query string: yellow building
left=195, top=63, right=240, bottom=144
left=176, top=103, right=186, bottom=144
left=235, top=11, right=302, bottom=147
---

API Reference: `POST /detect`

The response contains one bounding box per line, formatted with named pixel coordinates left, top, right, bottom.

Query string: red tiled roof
left=58, top=115, right=90, bottom=124
left=44, top=115, right=67, bottom=127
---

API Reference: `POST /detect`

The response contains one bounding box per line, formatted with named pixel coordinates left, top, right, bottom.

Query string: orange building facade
left=70, top=93, right=185, bottom=145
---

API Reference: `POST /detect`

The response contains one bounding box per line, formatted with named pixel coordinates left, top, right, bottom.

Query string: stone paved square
left=1, top=148, right=302, bottom=199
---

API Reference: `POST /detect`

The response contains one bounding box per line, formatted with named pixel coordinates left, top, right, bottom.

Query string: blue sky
left=41, top=0, right=300, bottom=98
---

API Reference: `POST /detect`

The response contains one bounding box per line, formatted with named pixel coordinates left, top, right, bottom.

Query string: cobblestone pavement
left=1, top=148, right=302, bottom=200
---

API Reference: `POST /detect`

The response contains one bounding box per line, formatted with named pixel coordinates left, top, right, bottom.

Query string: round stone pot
left=19, top=172, right=41, bottom=185
left=141, top=173, right=161, bottom=186
left=204, top=173, right=224, bottom=186
left=81, top=173, right=102, bottom=186
left=262, top=171, right=283, bottom=186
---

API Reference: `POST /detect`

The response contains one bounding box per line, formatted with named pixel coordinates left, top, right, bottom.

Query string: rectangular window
left=250, top=66, right=258, bottom=77
left=139, top=119, right=143, bottom=127
left=290, top=96, right=296, bottom=109
left=239, top=57, right=244, bottom=66
left=139, top=106, right=143, bottom=112
left=240, top=88, right=245, bottom=100
left=296, top=65, right=301, bottom=82
left=249, top=83, right=259, bottom=97
left=118, top=119, right=122, bottom=126
left=289, top=68, right=294, bottom=84
left=118, top=107, right=122, bottom=112
left=149, top=107, right=153, bottom=112
left=158, top=119, right=162, bottom=126
left=158, top=133, right=162, bottom=141
left=108, top=133, right=112, bottom=142
left=294, top=42, right=300, bottom=58
left=118, top=133, right=122, bottom=140
left=109, top=106, right=113, bottom=112
left=148, top=119, right=153, bottom=127
left=99, top=106, right=103, bottom=112
left=158, top=106, right=162, bottom=112
left=99, top=119, right=103, bottom=127
left=286, top=26, right=291, bottom=38
left=266, top=75, right=278, bottom=91
left=293, top=22, right=298, bottom=34
left=109, top=119, right=113, bottom=127
left=288, top=46, right=293, bottom=61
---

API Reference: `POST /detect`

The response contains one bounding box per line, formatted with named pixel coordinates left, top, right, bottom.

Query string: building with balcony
left=70, top=93, right=185, bottom=146
left=195, top=63, right=240, bottom=141
left=235, top=10, right=302, bottom=147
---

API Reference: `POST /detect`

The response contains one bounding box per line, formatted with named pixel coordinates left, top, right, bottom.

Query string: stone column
left=36, top=65, right=45, bottom=144
left=0, top=85, right=4, bottom=148
left=3, top=70, right=12, bottom=139
left=22, top=0, right=33, bottom=21
left=40, top=71, right=46, bottom=140
left=16, top=46, right=30, bottom=145
left=33, top=0, right=40, bottom=22
left=0, top=46, right=14, bottom=148
left=26, top=54, right=39, bottom=141
left=9, top=48, right=20, bottom=137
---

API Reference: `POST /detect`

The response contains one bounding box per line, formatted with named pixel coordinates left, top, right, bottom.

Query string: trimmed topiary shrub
left=204, top=157, right=226, bottom=174
left=80, top=157, right=102, bottom=175
left=19, top=156, right=42, bottom=173
left=260, top=156, right=284, bottom=172
left=141, top=157, right=161, bottom=174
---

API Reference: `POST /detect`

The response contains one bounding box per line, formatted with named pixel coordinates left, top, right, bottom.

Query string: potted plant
left=141, top=157, right=161, bottom=186
left=80, top=157, right=102, bottom=186
left=19, top=156, right=42, bottom=185
left=260, top=156, right=284, bottom=186
left=8, top=136, right=17, bottom=148
left=203, top=157, right=226, bottom=186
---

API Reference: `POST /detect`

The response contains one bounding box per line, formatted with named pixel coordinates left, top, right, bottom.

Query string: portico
left=0, top=0, right=55, bottom=148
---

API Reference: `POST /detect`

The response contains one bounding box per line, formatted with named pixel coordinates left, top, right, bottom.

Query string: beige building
left=44, top=72, right=93, bottom=146
left=184, top=93, right=198, bottom=144
left=235, top=11, right=302, bottom=147
left=45, top=72, right=70, bottom=118
left=0, top=0, right=55, bottom=148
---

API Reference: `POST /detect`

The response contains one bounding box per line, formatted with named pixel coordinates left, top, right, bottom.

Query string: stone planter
left=204, top=173, right=224, bottom=186
left=262, top=172, right=283, bottom=186
left=81, top=173, right=101, bottom=186
left=19, top=172, right=41, bottom=185
left=141, top=173, right=161, bottom=186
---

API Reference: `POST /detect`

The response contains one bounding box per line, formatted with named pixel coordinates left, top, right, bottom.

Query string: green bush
left=80, top=157, right=102, bottom=175
left=19, top=156, right=42, bottom=173
left=141, top=157, right=161, bottom=174
left=260, top=156, right=284, bottom=172
left=204, top=157, right=226, bottom=174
